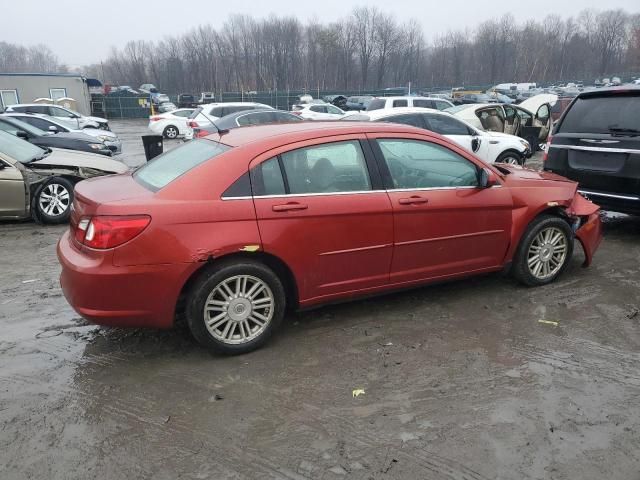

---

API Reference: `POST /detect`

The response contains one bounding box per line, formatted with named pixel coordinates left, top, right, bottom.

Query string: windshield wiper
left=608, top=127, right=640, bottom=136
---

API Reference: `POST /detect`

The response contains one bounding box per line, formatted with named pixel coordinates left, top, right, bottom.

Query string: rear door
left=250, top=136, right=394, bottom=303
left=546, top=92, right=640, bottom=196
left=368, top=133, right=513, bottom=283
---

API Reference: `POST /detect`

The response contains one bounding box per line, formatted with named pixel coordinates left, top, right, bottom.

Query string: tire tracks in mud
left=510, top=337, right=640, bottom=388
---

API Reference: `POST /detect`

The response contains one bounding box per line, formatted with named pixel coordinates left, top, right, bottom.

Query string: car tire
left=163, top=125, right=179, bottom=139
left=512, top=215, right=574, bottom=287
left=495, top=150, right=523, bottom=166
left=35, top=177, right=74, bottom=224
left=186, top=260, right=286, bottom=355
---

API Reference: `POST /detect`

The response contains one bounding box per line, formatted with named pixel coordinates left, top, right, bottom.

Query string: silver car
left=0, top=131, right=128, bottom=224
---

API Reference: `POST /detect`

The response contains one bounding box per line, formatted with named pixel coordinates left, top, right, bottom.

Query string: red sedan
left=58, top=122, right=602, bottom=354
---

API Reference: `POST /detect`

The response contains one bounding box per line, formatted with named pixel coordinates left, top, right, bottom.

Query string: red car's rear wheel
left=186, top=260, right=286, bottom=354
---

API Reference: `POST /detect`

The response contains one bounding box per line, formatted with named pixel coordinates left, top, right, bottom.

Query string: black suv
left=544, top=87, right=640, bottom=214
left=177, top=94, right=198, bottom=108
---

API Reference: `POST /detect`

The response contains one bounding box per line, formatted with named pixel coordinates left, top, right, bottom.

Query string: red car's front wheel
left=513, top=215, right=574, bottom=286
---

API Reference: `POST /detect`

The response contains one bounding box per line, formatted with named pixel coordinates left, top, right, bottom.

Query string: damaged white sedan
left=0, top=131, right=128, bottom=224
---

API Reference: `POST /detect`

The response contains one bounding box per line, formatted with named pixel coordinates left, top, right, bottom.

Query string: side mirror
left=479, top=167, right=498, bottom=188
left=48, top=126, right=58, bottom=133
left=16, top=130, right=28, bottom=140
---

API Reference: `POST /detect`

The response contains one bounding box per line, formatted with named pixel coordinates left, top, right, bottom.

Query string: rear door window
left=392, top=99, right=408, bottom=108
left=423, top=114, right=471, bottom=135
left=380, top=114, right=425, bottom=129
left=279, top=141, right=371, bottom=194
left=134, top=139, right=230, bottom=190
left=366, top=99, right=386, bottom=111
left=412, top=99, right=433, bottom=108
left=558, top=95, right=640, bottom=134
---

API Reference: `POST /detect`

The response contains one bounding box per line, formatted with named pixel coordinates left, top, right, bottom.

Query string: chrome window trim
left=221, top=185, right=496, bottom=200
left=578, top=189, right=640, bottom=201
left=550, top=145, right=640, bottom=154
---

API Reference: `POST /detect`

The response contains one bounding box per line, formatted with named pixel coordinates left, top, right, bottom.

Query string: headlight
left=519, top=139, right=531, bottom=149
left=89, top=143, right=104, bottom=150
left=97, top=135, right=110, bottom=142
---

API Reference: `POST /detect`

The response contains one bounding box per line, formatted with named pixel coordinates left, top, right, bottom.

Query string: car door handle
left=398, top=196, right=429, bottom=205
left=272, top=202, right=308, bottom=212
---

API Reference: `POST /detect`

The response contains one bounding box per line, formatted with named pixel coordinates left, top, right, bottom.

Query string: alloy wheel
left=166, top=126, right=178, bottom=138
left=499, top=155, right=520, bottom=165
left=39, top=183, right=70, bottom=217
left=203, top=275, right=275, bottom=345
left=527, top=227, right=568, bottom=280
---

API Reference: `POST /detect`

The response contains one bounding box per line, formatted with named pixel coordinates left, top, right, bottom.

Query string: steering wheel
left=449, top=171, right=478, bottom=187
left=387, top=158, right=407, bottom=184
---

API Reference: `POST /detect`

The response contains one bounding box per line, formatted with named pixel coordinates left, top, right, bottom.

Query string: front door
left=534, top=104, right=552, bottom=141
left=250, top=137, right=394, bottom=303
left=368, top=134, right=513, bottom=284
left=0, top=159, right=27, bottom=218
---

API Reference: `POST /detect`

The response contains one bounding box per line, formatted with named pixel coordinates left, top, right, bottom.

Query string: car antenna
left=199, top=109, right=228, bottom=135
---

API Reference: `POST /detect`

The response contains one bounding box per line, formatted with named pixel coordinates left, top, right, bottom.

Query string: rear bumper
left=57, top=231, right=196, bottom=329
left=578, top=189, right=640, bottom=215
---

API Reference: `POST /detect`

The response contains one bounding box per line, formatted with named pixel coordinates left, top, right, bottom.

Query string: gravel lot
left=1, top=120, right=639, bottom=480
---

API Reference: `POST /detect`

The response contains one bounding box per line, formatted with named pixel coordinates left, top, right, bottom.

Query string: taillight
left=195, top=129, right=208, bottom=138
left=187, top=120, right=198, bottom=128
left=291, top=111, right=301, bottom=115
left=543, top=134, right=552, bottom=162
left=73, top=215, right=151, bottom=249
left=150, top=116, right=162, bottom=122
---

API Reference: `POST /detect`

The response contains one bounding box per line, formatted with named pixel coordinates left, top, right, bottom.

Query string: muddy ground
left=1, top=120, right=639, bottom=480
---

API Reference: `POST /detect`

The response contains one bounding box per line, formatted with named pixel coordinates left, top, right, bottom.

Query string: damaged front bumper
left=570, top=193, right=603, bottom=267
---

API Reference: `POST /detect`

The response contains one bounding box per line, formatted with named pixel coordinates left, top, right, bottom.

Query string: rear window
left=134, top=139, right=230, bottom=190
left=366, top=99, right=386, bottom=111
left=558, top=94, right=640, bottom=134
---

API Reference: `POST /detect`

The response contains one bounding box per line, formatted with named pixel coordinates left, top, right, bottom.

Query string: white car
left=148, top=108, right=196, bottom=139
left=448, top=94, right=558, bottom=148
left=292, top=103, right=354, bottom=120
left=360, top=107, right=531, bottom=165
left=366, top=96, right=454, bottom=112
left=4, top=103, right=109, bottom=130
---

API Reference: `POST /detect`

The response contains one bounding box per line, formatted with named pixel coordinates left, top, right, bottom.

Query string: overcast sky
left=5, top=0, right=639, bottom=65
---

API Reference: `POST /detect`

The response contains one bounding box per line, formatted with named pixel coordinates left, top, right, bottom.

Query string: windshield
left=0, top=117, right=47, bottom=136
left=558, top=94, right=639, bottom=134
left=134, top=139, right=230, bottom=190
left=0, top=130, right=48, bottom=163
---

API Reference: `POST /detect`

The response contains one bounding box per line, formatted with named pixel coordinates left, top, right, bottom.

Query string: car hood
left=482, top=130, right=525, bottom=141
left=84, top=115, right=108, bottom=125
left=48, top=131, right=98, bottom=143
left=496, top=164, right=576, bottom=184
left=30, top=148, right=129, bottom=173
left=518, top=94, right=558, bottom=113
left=79, top=128, right=118, bottom=139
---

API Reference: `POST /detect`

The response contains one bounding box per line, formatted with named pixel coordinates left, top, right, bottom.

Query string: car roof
left=577, top=86, right=640, bottom=98
left=215, top=109, right=298, bottom=129
left=364, top=107, right=442, bottom=120
left=207, top=121, right=435, bottom=148
left=200, top=102, right=272, bottom=107
left=3, top=112, right=71, bottom=127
